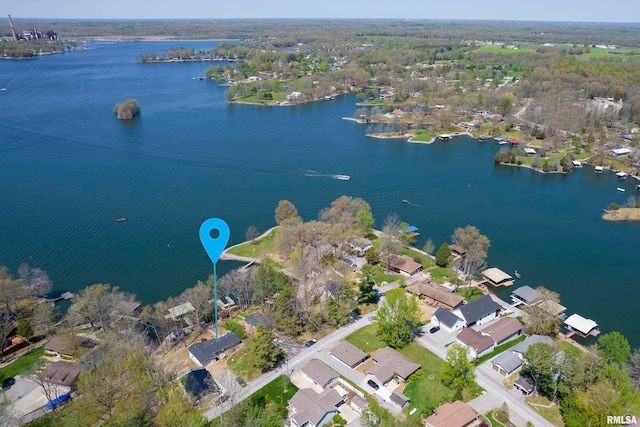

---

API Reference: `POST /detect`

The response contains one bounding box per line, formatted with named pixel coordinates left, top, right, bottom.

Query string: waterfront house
left=456, top=328, right=495, bottom=359
left=287, top=91, right=303, bottom=101
left=366, top=346, right=420, bottom=385
left=345, top=236, right=372, bottom=256
left=406, top=282, right=465, bottom=311
left=45, top=334, right=94, bottom=359
left=386, top=254, right=422, bottom=276
left=511, top=286, right=543, bottom=306
left=288, top=388, right=342, bottom=427
left=511, top=334, right=553, bottom=360
left=188, top=333, right=241, bottom=367
left=564, top=314, right=600, bottom=338
left=452, top=294, right=503, bottom=327
left=167, top=302, right=195, bottom=321
left=611, top=147, right=632, bottom=156
left=481, top=267, right=514, bottom=287
left=330, top=341, right=369, bottom=369
left=425, top=400, right=479, bottom=427
left=479, top=317, right=523, bottom=345
left=449, top=244, right=466, bottom=258
left=431, top=307, right=465, bottom=333
left=40, top=361, right=82, bottom=396
left=244, top=313, right=274, bottom=332
left=524, top=148, right=537, bottom=156
left=300, top=360, right=339, bottom=391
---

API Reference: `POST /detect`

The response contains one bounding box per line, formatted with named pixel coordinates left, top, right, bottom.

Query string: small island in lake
left=113, top=99, right=141, bottom=120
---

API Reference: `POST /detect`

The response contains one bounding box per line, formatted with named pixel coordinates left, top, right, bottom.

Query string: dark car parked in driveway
left=305, top=339, right=317, bottom=347
left=367, top=379, right=379, bottom=390
left=429, top=326, right=440, bottom=334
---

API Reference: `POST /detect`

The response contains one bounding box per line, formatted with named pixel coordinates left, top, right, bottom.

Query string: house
left=431, top=307, right=465, bottom=333
left=180, top=367, right=219, bottom=399
left=480, top=317, right=523, bottom=345
left=564, top=313, right=600, bottom=338
left=449, top=244, right=466, bottom=257
left=349, top=394, right=369, bottom=413
left=40, top=361, right=82, bottom=395
left=425, top=400, right=479, bottom=427
left=452, top=294, right=502, bottom=327
left=511, top=334, right=553, bottom=360
left=406, top=282, right=465, bottom=310
left=524, top=148, right=537, bottom=156
left=288, top=388, right=343, bottom=427
left=366, top=347, right=420, bottom=385
left=244, top=313, right=274, bottom=331
left=481, top=268, right=513, bottom=287
left=287, top=91, right=303, bottom=101
left=300, top=360, right=339, bottom=390
left=511, top=286, right=543, bottom=306
left=493, top=137, right=506, bottom=144
left=456, top=328, right=495, bottom=359
left=611, top=147, right=632, bottom=156
left=45, top=335, right=93, bottom=358
left=389, top=392, right=410, bottom=409
left=345, top=236, right=372, bottom=256
left=386, top=254, right=422, bottom=276
left=330, top=341, right=369, bottom=369
left=491, top=351, right=523, bottom=377
left=1, top=335, right=29, bottom=357
left=167, top=302, right=195, bottom=321
left=514, top=376, right=535, bottom=395
left=188, top=333, right=241, bottom=367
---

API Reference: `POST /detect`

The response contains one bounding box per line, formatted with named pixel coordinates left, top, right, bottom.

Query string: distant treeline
left=0, top=39, right=64, bottom=58
left=2, top=19, right=640, bottom=47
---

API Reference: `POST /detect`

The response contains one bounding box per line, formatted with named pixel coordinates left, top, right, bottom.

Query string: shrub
left=223, top=320, right=247, bottom=339
left=409, top=374, right=417, bottom=381
left=610, top=203, right=620, bottom=211
left=415, top=368, right=423, bottom=376
left=113, top=99, right=141, bottom=120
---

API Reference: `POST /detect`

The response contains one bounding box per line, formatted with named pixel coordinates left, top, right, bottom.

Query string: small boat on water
left=402, top=199, right=409, bottom=204
left=514, top=270, right=521, bottom=279
left=333, top=174, right=351, bottom=181
left=617, top=187, right=626, bottom=192
left=116, top=217, right=128, bottom=222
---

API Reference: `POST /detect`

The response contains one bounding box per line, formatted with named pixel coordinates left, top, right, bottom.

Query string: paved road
left=204, top=314, right=375, bottom=420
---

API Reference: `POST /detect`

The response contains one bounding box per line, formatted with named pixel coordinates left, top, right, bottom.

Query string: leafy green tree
left=327, top=284, right=356, bottom=327
left=522, top=343, right=555, bottom=396
left=16, top=317, right=32, bottom=340
left=252, top=261, right=290, bottom=306
left=355, top=208, right=375, bottom=236
left=552, top=351, right=584, bottom=400
left=155, top=389, right=207, bottom=427
left=113, top=99, right=141, bottom=120
left=628, top=348, right=640, bottom=391
left=272, top=283, right=301, bottom=336
left=435, top=242, right=452, bottom=267
left=422, top=238, right=435, bottom=255
left=598, top=331, right=631, bottom=365
left=364, top=247, right=380, bottom=265
left=357, top=270, right=378, bottom=304
left=249, top=324, right=284, bottom=372
left=441, top=344, right=476, bottom=400
left=373, top=288, right=420, bottom=348
left=274, top=200, right=300, bottom=225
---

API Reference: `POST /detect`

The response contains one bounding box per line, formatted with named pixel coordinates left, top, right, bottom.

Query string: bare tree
left=218, top=269, right=255, bottom=311
left=18, top=264, right=53, bottom=298
left=31, top=302, right=58, bottom=338
left=451, top=225, right=491, bottom=281
left=380, top=214, right=403, bottom=272
left=245, top=225, right=260, bottom=243
left=179, top=281, right=213, bottom=332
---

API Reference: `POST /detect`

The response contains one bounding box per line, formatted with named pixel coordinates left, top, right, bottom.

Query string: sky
left=4, top=0, right=640, bottom=22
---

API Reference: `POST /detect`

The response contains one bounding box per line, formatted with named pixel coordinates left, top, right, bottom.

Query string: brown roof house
left=456, top=328, right=495, bottom=360
left=40, top=361, right=82, bottom=395
left=406, top=282, right=465, bottom=310
left=366, top=347, right=420, bottom=385
left=479, top=317, right=523, bottom=345
left=387, top=255, right=422, bottom=276
left=425, top=400, right=479, bottom=427
left=45, top=334, right=93, bottom=358
left=288, top=388, right=343, bottom=427
left=300, top=360, right=339, bottom=391
left=330, top=342, right=369, bottom=369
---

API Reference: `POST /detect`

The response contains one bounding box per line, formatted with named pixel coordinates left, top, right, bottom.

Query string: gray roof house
left=180, top=367, right=219, bottom=399
left=330, top=342, right=369, bottom=368
left=511, top=334, right=553, bottom=359
left=453, top=294, right=502, bottom=327
left=289, top=388, right=343, bottom=427
left=431, top=307, right=465, bottom=333
left=390, top=392, right=411, bottom=409
left=244, top=313, right=274, bottom=329
left=188, top=333, right=241, bottom=367
left=511, top=286, right=543, bottom=306
left=490, top=351, right=523, bottom=377
left=367, top=347, right=420, bottom=384
left=300, top=360, right=339, bottom=390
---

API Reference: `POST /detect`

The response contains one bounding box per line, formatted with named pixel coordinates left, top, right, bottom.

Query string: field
left=345, top=324, right=386, bottom=353
left=0, top=347, right=44, bottom=379
left=226, top=228, right=278, bottom=258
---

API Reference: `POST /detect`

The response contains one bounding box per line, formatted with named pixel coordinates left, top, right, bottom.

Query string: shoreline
left=602, top=207, right=640, bottom=221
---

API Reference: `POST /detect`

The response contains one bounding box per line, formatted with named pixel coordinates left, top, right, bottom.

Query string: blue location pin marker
left=199, top=218, right=230, bottom=264
left=199, top=218, right=230, bottom=341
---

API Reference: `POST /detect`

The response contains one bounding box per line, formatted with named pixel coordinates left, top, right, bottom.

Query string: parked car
left=305, top=339, right=317, bottom=347
left=1, top=377, right=15, bottom=390
left=367, top=379, right=380, bottom=390
left=235, top=376, right=247, bottom=387
left=429, top=326, right=440, bottom=334
left=215, top=395, right=229, bottom=405
left=46, top=393, right=71, bottom=410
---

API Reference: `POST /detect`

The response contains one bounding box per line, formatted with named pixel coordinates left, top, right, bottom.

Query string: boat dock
left=44, top=292, right=74, bottom=303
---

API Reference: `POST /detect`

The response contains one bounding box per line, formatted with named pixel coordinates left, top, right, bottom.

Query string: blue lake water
left=1, top=41, right=639, bottom=345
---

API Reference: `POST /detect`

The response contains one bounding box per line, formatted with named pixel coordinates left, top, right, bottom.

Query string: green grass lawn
left=227, top=228, right=277, bottom=258
left=475, top=335, right=527, bottom=366
left=486, top=410, right=507, bottom=427
left=471, top=45, right=536, bottom=55
left=369, top=264, right=402, bottom=286
left=456, top=286, right=485, bottom=302
left=401, top=247, right=436, bottom=269
left=226, top=340, right=261, bottom=382
left=427, top=266, right=456, bottom=284
left=345, top=324, right=386, bottom=353
left=558, top=341, right=583, bottom=358
left=526, top=395, right=564, bottom=427
left=249, top=375, right=298, bottom=411
left=0, top=347, right=44, bottom=379
left=410, top=129, right=434, bottom=142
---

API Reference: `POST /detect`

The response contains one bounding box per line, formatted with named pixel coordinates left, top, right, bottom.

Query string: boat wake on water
left=402, top=199, right=423, bottom=208
left=304, top=170, right=351, bottom=180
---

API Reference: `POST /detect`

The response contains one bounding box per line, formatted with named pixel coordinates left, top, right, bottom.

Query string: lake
left=1, top=41, right=639, bottom=346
